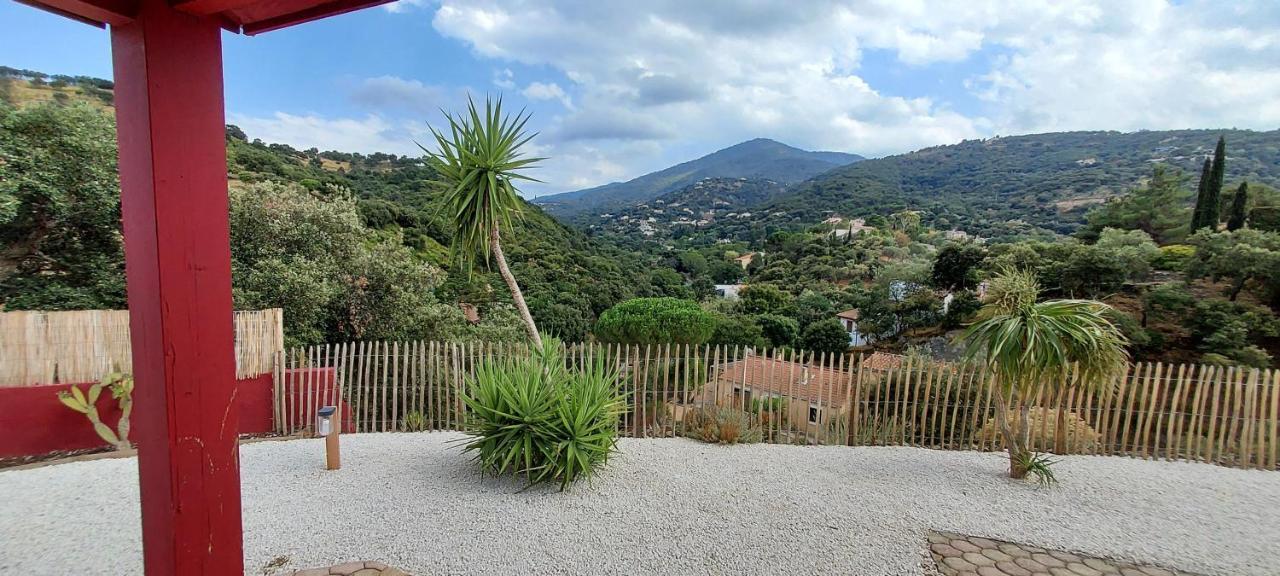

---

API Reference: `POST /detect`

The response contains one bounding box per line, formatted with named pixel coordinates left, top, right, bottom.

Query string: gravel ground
left=1, top=433, right=1278, bottom=576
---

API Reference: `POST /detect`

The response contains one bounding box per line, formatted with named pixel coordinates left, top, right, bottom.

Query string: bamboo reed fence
left=274, top=341, right=1280, bottom=471
left=0, top=308, right=284, bottom=386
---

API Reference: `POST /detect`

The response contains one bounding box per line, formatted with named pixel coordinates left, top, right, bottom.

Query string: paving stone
left=329, top=562, right=366, bottom=575
left=922, top=532, right=1202, bottom=576
left=1051, top=551, right=1084, bottom=563
left=999, top=543, right=1031, bottom=558
left=933, top=543, right=963, bottom=557
left=982, top=549, right=1013, bottom=563
left=364, top=562, right=389, bottom=570
left=1014, top=557, right=1048, bottom=572
left=996, top=560, right=1033, bottom=576
left=970, top=537, right=999, bottom=550
left=1066, top=562, right=1103, bottom=576
left=351, top=570, right=381, bottom=576
left=944, top=556, right=978, bottom=572
left=1083, top=558, right=1121, bottom=574
left=963, top=552, right=996, bottom=567
left=293, top=570, right=329, bottom=576
left=1033, top=553, right=1067, bottom=568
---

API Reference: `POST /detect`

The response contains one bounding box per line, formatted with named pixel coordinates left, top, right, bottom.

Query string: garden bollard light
left=317, top=406, right=340, bottom=470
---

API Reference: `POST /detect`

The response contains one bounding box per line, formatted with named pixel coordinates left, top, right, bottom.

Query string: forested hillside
left=533, top=138, right=861, bottom=218
left=0, top=72, right=681, bottom=344
left=765, top=130, right=1280, bottom=240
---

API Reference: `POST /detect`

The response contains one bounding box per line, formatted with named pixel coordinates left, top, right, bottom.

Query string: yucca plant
left=422, top=95, right=545, bottom=347
left=459, top=339, right=624, bottom=490
left=960, top=269, right=1128, bottom=479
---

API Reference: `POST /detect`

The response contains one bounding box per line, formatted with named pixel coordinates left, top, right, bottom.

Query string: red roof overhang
left=15, top=0, right=394, bottom=34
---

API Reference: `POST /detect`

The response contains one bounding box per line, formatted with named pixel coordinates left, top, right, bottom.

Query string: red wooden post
left=111, top=0, right=243, bottom=572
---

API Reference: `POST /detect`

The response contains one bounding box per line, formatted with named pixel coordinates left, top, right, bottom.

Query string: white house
left=836, top=308, right=870, bottom=347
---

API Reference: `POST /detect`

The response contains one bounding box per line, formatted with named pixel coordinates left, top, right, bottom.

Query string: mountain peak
left=534, top=139, right=863, bottom=218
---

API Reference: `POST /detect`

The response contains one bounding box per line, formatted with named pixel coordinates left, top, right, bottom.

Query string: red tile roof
left=711, top=355, right=855, bottom=407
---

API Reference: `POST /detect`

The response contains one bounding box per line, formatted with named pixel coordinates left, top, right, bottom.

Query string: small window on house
left=808, top=404, right=821, bottom=424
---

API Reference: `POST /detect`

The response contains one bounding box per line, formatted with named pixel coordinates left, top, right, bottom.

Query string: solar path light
left=317, top=406, right=340, bottom=470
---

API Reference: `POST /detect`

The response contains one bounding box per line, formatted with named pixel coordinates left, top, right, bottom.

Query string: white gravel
left=1, top=433, right=1278, bottom=575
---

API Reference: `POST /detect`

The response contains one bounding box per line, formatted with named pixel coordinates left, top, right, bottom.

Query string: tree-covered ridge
left=0, top=73, right=683, bottom=345
left=585, top=177, right=788, bottom=242
left=534, top=138, right=862, bottom=218
left=762, top=129, right=1280, bottom=241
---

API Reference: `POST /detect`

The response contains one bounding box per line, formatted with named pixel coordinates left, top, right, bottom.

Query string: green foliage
left=459, top=340, right=624, bottom=490
left=1082, top=166, right=1192, bottom=244
left=423, top=95, right=544, bottom=345
left=709, top=313, right=768, bottom=348
left=229, top=182, right=477, bottom=346
left=754, top=314, right=799, bottom=348
left=401, top=410, right=427, bottom=432
left=738, top=284, right=793, bottom=315
left=961, top=269, right=1129, bottom=479
left=1014, top=451, right=1059, bottom=488
left=1186, top=228, right=1280, bottom=303
left=800, top=319, right=850, bottom=356
left=422, top=95, right=541, bottom=270
left=683, top=407, right=762, bottom=444
left=1093, top=228, right=1159, bottom=281
left=1152, top=244, right=1196, bottom=271
left=0, top=101, right=124, bottom=309
left=56, top=371, right=133, bottom=450
left=1227, top=182, right=1249, bottom=231
left=595, top=297, right=717, bottom=345
left=930, top=242, right=986, bottom=291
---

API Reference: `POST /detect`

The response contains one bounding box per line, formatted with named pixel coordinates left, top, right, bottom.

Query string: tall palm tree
left=960, top=270, right=1128, bottom=479
left=422, top=96, right=545, bottom=347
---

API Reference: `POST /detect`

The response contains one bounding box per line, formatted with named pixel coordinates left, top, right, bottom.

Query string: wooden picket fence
left=274, top=341, right=1280, bottom=471
left=0, top=308, right=284, bottom=386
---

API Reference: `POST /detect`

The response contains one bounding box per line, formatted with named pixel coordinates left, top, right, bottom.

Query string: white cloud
left=390, top=0, right=1280, bottom=194
left=226, top=112, right=426, bottom=156
left=521, top=81, right=573, bottom=109
left=347, top=76, right=445, bottom=116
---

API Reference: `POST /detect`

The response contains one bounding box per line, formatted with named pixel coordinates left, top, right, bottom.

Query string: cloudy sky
left=3, top=0, right=1278, bottom=196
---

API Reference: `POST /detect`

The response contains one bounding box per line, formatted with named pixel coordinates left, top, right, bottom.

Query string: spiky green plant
left=1014, top=451, right=1059, bottom=487
left=961, top=269, right=1128, bottom=479
left=421, top=96, right=545, bottom=347
left=459, top=339, right=624, bottom=490
left=56, top=371, right=134, bottom=450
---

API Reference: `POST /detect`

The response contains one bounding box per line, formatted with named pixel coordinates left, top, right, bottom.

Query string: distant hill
left=533, top=138, right=862, bottom=218
left=760, top=129, right=1280, bottom=239
left=586, top=177, right=787, bottom=240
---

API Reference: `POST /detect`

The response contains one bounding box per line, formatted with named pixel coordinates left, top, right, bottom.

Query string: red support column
left=111, top=0, right=243, bottom=573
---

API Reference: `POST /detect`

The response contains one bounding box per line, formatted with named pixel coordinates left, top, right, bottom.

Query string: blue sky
left=3, top=1, right=1277, bottom=197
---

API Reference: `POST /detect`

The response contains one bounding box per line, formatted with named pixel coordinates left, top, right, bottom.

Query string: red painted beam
left=167, top=0, right=258, bottom=16
left=241, top=0, right=393, bottom=35
left=111, top=0, right=244, bottom=573
left=13, top=0, right=136, bottom=25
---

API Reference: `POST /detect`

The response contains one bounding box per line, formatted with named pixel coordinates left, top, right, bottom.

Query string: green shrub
left=1153, top=244, right=1195, bottom=271
left=595, top=297, right=716, bottom=345
left=682, top=407, right=762, bottom=444
left=459, top=340, right=624, bottom=490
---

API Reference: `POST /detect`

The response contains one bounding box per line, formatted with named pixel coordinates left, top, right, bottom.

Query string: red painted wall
left=0, top=370, right=330, bottom=459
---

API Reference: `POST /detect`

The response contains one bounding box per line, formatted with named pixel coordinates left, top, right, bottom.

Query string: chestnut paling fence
left=274, top=341, right=1280, bottom=471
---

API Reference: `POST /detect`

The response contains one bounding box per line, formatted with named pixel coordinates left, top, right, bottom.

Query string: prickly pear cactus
left=56, top=371, right=134, bottom=450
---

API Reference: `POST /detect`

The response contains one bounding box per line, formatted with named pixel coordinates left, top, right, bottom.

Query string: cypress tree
left=1203, top=136, right=1226, bottom=229
left=1227, top=181, right=1249, bottom=231
left=1191, top=157, right=1212, bottom=230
